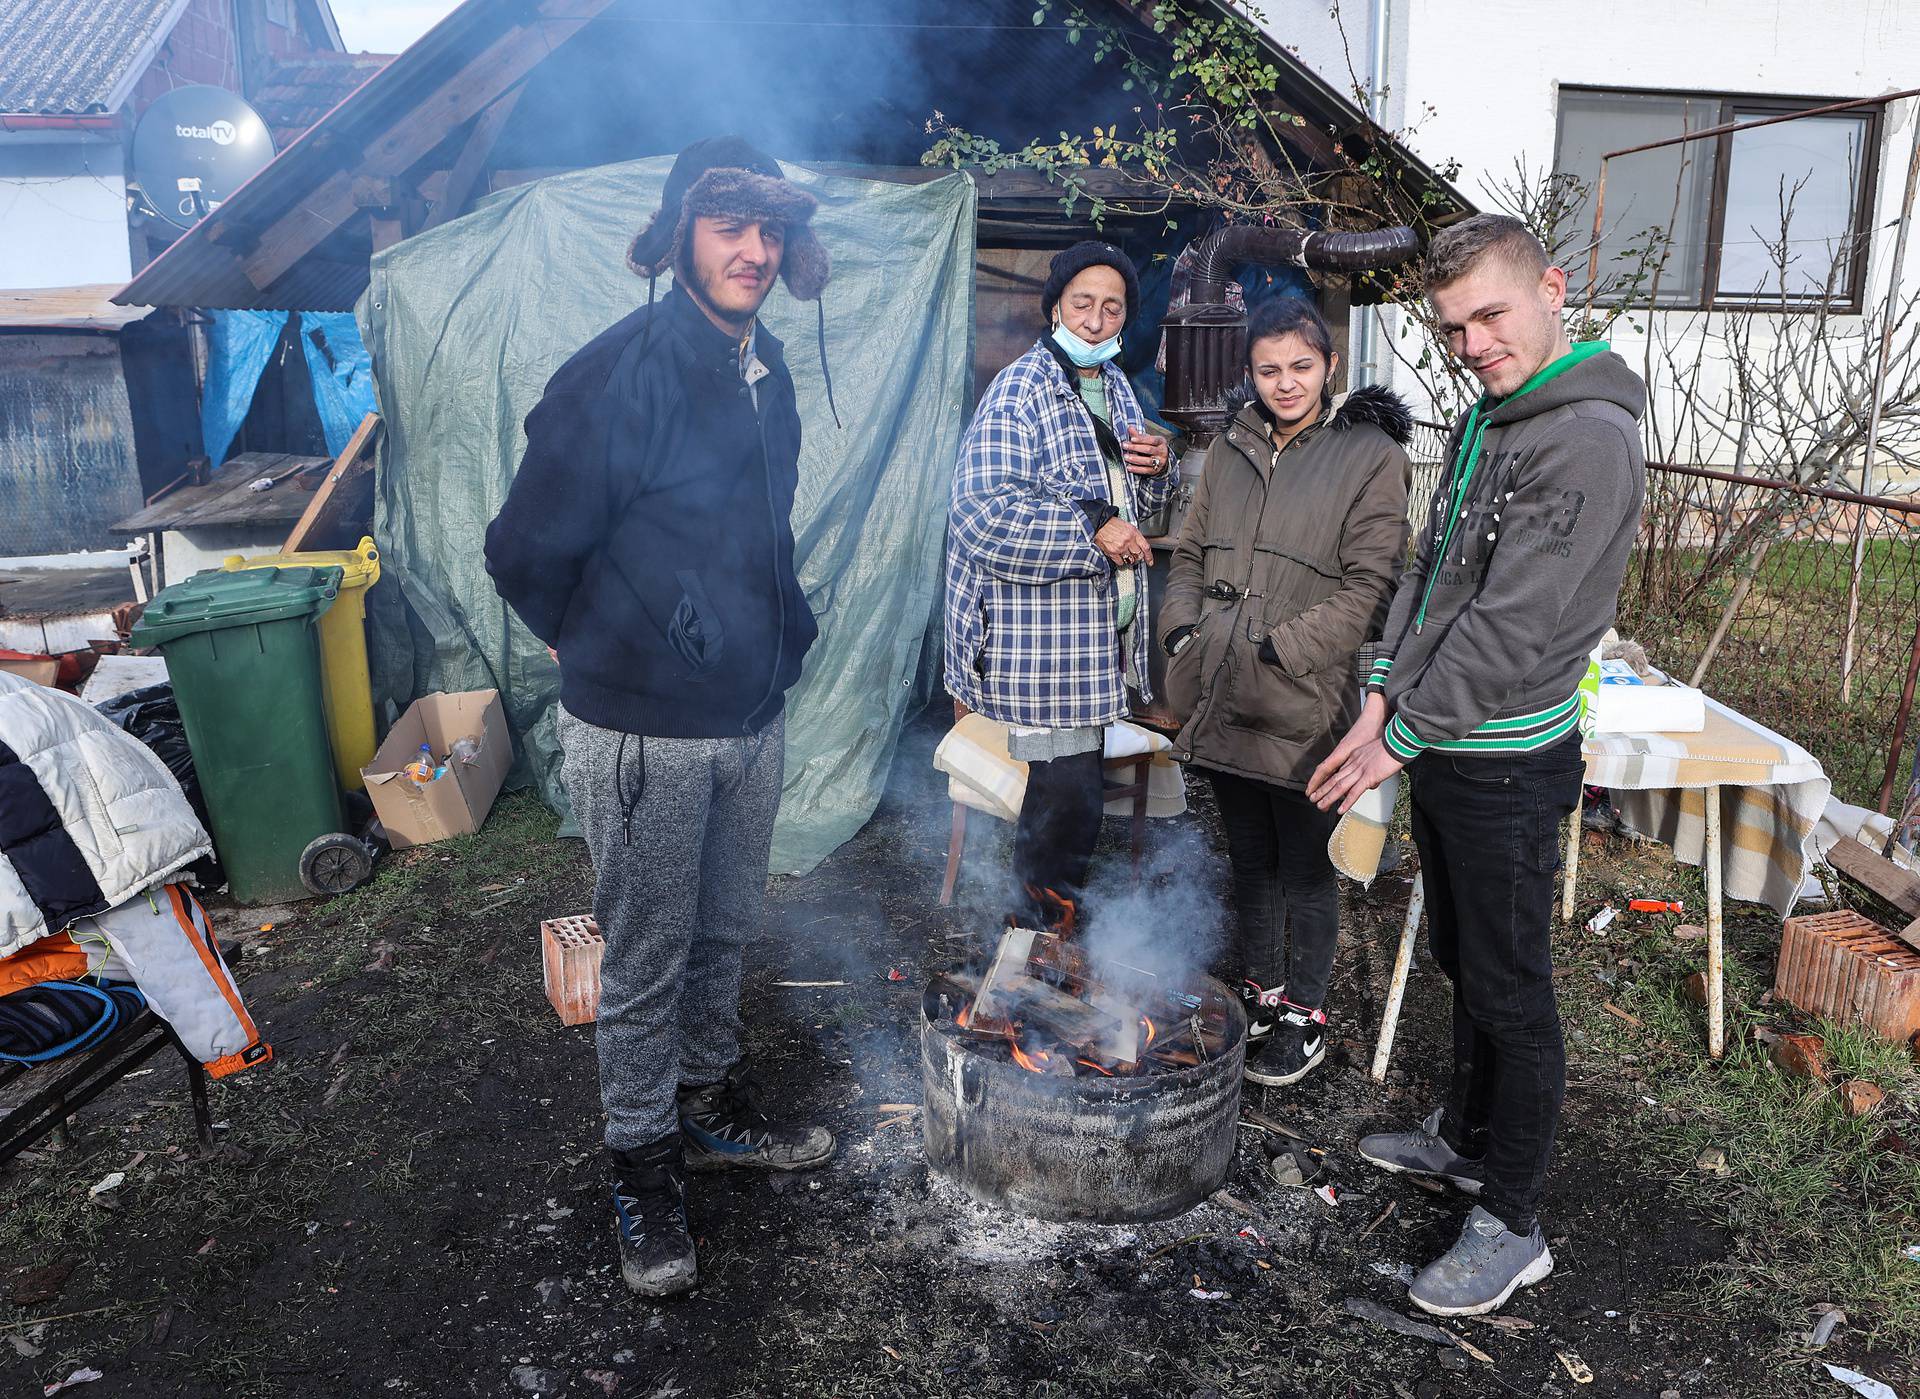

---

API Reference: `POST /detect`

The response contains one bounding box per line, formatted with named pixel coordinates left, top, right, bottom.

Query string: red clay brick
left=1775, top=909, right=1920, bottom=1043
left=540, top=914, right=604, bottom=1026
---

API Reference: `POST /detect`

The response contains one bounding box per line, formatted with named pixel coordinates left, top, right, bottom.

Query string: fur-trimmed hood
left=1223, top=380, right=1414, bottom=444
left=627, top=164, right=830, bottom=302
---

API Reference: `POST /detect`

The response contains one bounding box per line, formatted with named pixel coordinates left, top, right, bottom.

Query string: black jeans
left=1407, top=734, right=1585, bottom=1235
left=1206, top=769, right=1341, bottom=1009
left=1012, top=750, right=1105, bottom=922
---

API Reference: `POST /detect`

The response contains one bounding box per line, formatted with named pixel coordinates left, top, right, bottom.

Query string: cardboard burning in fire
left=935, top=900, right=1228, bottom=1078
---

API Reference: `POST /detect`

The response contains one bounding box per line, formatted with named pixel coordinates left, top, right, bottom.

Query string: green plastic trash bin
left=131, top=565, right=347, bottom=904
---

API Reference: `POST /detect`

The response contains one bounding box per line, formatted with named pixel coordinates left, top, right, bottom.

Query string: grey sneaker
left=1357, top=1108, right=1486, bottom=1195
left=679, top=1062, right=836, bottom=1172
left=1408, top=1205, right=1554, bottom=1317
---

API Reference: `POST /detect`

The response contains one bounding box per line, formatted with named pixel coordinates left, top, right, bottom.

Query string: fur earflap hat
left=627, top=135, right=830, bottom=301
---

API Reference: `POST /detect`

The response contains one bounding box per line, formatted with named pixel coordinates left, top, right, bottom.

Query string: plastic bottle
left=403, top=743, right=437, bottom=786
left=450, top=734, right=484, bottom=765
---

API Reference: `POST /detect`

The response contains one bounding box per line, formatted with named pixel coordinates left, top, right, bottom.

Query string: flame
left=1010, top=1041, right=1054, bottom=1074
left=955, top=1001, right=972, bottom=1029
left=1024, top=885, right=1078, bottom=936
left=1141, top=1015, right=1157, bottom=1048
left=1076, top=1058, right=1115, bottom=1076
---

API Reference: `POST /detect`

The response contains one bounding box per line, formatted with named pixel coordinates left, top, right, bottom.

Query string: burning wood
left=934, top=892, right=1229, bottom=1079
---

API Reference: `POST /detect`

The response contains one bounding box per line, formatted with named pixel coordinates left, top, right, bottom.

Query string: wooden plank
left=368, top=213, right=406, bottom=253
left=241, top=4, right=611, bottom=292
left=990, top=974, right=1119, bottom=1051
left=1828, top=837, right=1920, bottom=920
left=422, top=83, right=525, bottom=232
left=283, top=413, right=380, bottom=553
left=352, top=174, right=397, bottom=208
left=110, top=453, right=329, bottom=533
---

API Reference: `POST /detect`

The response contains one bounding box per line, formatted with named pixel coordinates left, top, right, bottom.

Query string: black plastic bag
left=95, top=684, right=224, bottom=888
left=96, top=684, right=198, bottom=808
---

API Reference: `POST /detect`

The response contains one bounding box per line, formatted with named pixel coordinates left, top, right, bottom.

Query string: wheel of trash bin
left=299, top=833, right=375, bottom=896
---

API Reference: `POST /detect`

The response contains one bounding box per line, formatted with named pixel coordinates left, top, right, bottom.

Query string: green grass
left=1561, top=848, right=1920, bottom=1357
left=1619, top=534, right=1917, bottom=803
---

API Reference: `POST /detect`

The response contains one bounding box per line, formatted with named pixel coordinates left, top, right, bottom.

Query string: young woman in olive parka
left=1158, top=297, right=1411, bottom=1087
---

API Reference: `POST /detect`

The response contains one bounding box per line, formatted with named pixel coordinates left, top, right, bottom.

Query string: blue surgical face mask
left=1052, top=319, right=1122, bottom=368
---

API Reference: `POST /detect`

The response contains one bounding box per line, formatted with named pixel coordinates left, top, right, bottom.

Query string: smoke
left=1074, top=813, right=1231, bottom=997
left=493, top=0, right=1166, bottom=176
left=917, top=723, right=1235, bottom=997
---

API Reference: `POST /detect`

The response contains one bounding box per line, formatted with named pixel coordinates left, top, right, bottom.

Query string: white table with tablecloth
left=1332, top=695, right=1830, bottom=1063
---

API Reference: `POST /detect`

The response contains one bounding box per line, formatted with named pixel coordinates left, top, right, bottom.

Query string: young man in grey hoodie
left=1308, top=214, right=1647, bottom=1317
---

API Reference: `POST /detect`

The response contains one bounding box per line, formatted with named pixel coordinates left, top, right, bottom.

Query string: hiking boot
left=1358, top=1108, right=1487, bottom=1195
left=1245, top=1002, right=1326, bottom=1087
left=1408, top=1205, right=1553, bottom=1317
left=609, top=1135, right=697, bottom=1298
left=678, top=1061, right=835, bottom=1172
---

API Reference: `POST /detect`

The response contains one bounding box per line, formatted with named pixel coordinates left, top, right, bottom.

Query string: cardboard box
left=363, top=689, right=512, bottom=848
left=0, top=650, right=60, bottom=687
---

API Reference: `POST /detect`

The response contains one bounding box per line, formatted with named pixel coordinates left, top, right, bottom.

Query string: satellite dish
left=131, top=85, right=276, bottom=229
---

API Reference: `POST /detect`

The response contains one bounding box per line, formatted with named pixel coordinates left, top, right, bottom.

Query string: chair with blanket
left=932, top=705, right=1186, bottom=906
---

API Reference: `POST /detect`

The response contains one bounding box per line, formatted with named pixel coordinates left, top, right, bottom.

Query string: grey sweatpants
left=558, top=706, right=785, bottom=1150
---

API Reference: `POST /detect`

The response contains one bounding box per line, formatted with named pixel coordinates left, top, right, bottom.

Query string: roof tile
left=0, top=0, right=187, bottom=115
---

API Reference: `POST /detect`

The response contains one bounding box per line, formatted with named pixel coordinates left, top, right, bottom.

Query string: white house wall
left=1258, top=0, right=1920, bottom=480
left=0, top=140, right=133, bottom=291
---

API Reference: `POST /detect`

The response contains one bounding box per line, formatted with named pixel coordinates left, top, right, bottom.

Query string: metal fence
left=1403, top=423, right=1920, bottom=808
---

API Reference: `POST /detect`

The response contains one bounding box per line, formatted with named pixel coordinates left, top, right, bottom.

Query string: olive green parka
left=1158, top=384, right=1413, bottom=788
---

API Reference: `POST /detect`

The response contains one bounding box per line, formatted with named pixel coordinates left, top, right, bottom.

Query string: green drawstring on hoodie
left=1414, top=340, right=1610, bottom=632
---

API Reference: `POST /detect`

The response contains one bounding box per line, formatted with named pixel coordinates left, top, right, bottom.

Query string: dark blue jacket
left=486, top=284, right=817, bottom=737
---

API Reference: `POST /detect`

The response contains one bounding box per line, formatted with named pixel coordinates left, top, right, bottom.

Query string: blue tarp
left=200, top=309, right=378, bottom=467
left=200, top=309, right=286, bottom=469
left=300, top=312, right=379, bottom=458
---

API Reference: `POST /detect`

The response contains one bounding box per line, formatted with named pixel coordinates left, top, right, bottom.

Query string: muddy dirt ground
left=2, top=712, right=1912, bottom=1397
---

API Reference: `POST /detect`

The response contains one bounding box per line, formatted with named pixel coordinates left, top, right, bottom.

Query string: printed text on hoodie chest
left=1428, top=447, right=1587, bottom=577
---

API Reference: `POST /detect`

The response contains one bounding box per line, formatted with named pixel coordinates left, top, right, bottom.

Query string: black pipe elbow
left=1187, top=224, right=1420, bottom=303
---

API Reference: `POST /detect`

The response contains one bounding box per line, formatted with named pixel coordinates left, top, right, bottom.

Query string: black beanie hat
left=1040, top=240, right=1140, bottom=326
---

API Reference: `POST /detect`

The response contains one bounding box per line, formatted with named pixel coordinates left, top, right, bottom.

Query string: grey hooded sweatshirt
left=1370, top=344, right=1646, bottom=759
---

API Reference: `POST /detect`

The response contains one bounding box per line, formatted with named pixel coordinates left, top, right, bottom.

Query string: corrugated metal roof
left=0, top=285, right=153, bottom=331
left=0, top=0, right=189, bottom=115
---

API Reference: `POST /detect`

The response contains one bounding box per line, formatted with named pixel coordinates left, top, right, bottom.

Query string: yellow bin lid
left=222, top=535, right=380, bottom=589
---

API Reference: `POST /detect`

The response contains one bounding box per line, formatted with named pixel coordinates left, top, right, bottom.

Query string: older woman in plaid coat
left=944, top=242, right=1175, bottom=919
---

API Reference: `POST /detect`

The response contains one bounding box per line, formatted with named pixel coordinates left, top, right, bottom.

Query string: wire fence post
left=1841, top=103, right=1920, bottom=702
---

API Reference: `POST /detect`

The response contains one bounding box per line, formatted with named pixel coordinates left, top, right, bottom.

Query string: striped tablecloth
left=1330, top=696, right=1830, bottom=917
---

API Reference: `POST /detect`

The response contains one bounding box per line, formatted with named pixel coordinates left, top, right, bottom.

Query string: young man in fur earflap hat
left=486, top=136, right=835, bottom=1299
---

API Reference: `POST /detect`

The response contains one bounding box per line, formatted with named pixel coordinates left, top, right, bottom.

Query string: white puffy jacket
left=0, top=671, right=213, bottom=959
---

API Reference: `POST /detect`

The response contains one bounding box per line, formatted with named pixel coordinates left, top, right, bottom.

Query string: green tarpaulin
left=357, top=158, right=976, bottom=873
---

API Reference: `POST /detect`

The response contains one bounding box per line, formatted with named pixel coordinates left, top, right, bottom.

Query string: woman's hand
left=1094, top=517, right=1153, bottom=567
left=1122, top=429, right=1171, bottom=476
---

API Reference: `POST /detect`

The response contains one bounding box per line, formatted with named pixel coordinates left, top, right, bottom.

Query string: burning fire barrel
left=920, top=914, right=1246, bottom=1222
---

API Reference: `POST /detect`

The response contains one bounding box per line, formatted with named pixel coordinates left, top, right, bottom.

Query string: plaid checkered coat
left=944, top=341, right=1176, bottom=729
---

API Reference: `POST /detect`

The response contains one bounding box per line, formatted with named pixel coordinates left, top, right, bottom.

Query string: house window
left=265, top=0, right=294, bottom=26
left=1553, top=87, right=1880, bottom=311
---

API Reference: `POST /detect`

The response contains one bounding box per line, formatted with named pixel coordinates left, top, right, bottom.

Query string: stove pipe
left=1159, top=224, right=1420, bottom=441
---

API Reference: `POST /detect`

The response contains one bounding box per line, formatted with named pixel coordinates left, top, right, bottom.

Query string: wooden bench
left=1, top=1005, right=215, bottom=1166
